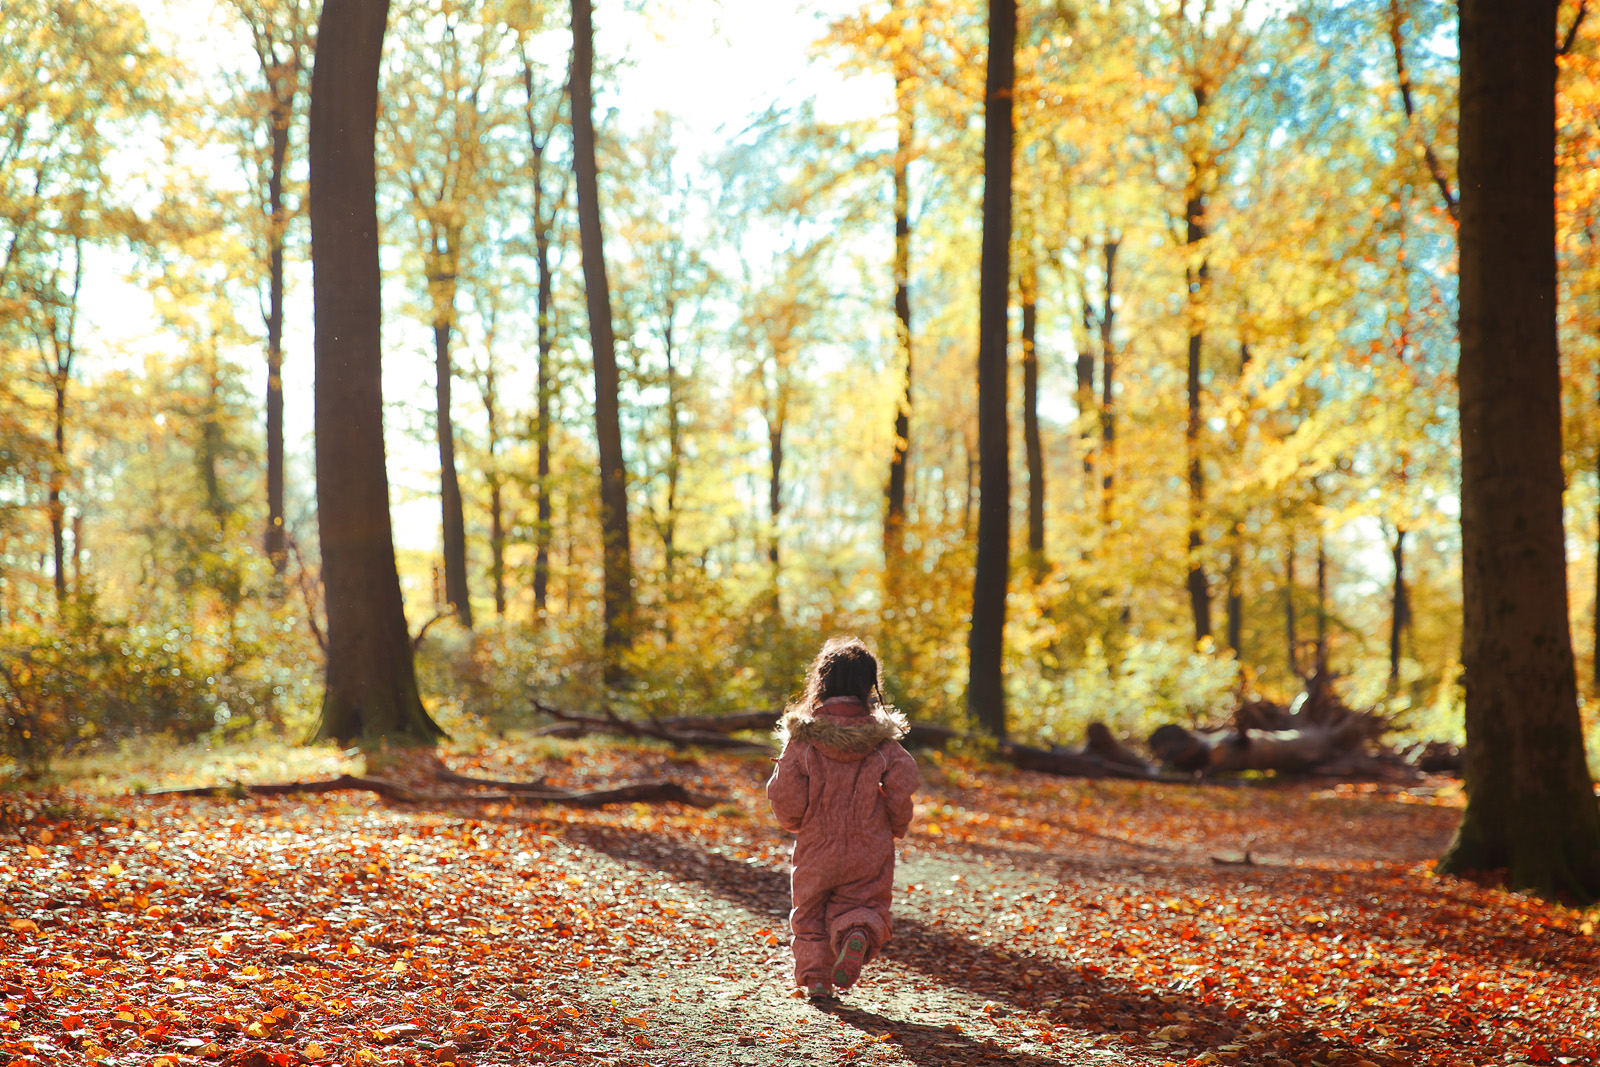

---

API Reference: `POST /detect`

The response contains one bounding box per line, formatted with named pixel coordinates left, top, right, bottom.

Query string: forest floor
left=2, top=737, right=1599, bottom=1067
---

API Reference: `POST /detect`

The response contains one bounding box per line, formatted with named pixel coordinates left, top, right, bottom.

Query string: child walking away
left=767, top=637, right=919, bottom=999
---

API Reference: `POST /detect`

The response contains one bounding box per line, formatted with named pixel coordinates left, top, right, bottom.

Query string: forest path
left=5, top=745, right=1598, bottom=1067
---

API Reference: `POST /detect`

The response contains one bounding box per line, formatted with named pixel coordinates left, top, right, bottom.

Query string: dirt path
left=6, top=748, right=1598, bottom=1067
left=557, top=823, right=1175, bottom=1067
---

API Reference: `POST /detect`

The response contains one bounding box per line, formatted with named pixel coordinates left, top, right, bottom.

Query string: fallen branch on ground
left=532, top=701, right=775, bottom=752
left=140, top=773, right=724, bottom=809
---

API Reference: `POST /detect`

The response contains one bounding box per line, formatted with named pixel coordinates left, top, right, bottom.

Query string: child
left=766, top=636, right=919, bottom=998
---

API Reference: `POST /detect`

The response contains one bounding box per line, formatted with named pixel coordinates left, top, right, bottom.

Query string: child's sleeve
left=883, top=743, right=920, bottom=838
left=766, top=744, right=810, bottom=833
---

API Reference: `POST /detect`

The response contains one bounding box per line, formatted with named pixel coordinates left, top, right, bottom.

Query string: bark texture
left=1438, top=0, right=1600, bottom=901
left=571, top=0, right=633, bottom=660
left=308, top=0, right=443, bottom=746
left=967, top=0, right=1016, bottom=739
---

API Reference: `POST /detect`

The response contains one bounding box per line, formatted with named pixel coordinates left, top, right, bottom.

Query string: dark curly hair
left=789, top=636, right=883, bottom=713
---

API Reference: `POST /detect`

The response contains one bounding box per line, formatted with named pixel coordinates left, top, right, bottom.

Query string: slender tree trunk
left=1225, top=528, right=1242, bottom=656
left=1099, top=237, right=1119, bottom=528
left=308, top=0, right=442, bottom=746
left=968, top=0, right=1016, bottom=739
left=433, top=317, right=473, bottom=627
left=1389, top=525, right=1409, bottom=692
left=50, top=376, right=66, bottom=606
left=884, top=46, right=913, bottom=573
left=201, top=348, right=228, bottom=529
left=483, top=364, right=505, bottom=617
left=265, top=95, right=290, bottom=578
left=1022, top=254, right=1044, bottom=568
left=662, top=316, right=681, bottom=582
left=1439, top=0, right=1600, bottom=900
left=768, top=414, right=783, bottom=612
left=1285, top=535, right=1298, bottom=679
left=521, top=46, right=555, bottom=618
left=1184, top=151, right=1212, bottom=643
left=1314, top=529, right=1328, bottom=678
left=1076, top=279, right=1096, bottom=484
left=571, top=0, right=633, bottom=662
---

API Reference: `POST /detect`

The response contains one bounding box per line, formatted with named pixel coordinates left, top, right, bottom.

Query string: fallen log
left=140, top=773, right=724, bottom=809
left=1085, top=721, right=1157, bottom=775
left=998, top=740, right=1170, bottom=781
left=532, top=701, right=774, bottom=752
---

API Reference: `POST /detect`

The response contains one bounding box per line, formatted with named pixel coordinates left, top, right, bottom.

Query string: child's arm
left=766, top=744, right=810, bottom=833
left=883, top=744, right=920, bottom=838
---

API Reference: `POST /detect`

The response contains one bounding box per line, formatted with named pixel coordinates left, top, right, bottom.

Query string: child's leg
left=789, top=866, right=833, bottom=988
left=822, top=856, right=895, bottom=967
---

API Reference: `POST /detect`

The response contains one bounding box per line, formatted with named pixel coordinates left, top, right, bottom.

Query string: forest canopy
left=1, top=0, right=1596, bottom=779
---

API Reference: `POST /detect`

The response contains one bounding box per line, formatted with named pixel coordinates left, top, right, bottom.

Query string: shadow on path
left=817, top=1000, right=1071, bottom=1067
left=564, top=824, right=1241, bottom=1056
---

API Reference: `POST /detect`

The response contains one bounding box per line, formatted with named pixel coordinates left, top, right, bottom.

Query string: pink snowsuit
left=766, top=696, right=919, bottom=989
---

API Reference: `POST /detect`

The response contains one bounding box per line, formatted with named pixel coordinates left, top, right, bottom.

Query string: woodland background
left=1, top=0, right=1595, bottom=773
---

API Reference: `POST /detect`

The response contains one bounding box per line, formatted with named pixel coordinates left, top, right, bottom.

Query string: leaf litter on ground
left=1, top=738, right=1597, bottom=1067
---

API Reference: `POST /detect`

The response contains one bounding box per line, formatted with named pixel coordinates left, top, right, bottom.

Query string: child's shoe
left=831, top=928, right=870, bottom=990
left=804, top=980, right=834, bottom=1000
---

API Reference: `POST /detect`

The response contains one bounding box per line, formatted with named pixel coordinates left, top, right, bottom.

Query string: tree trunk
left=1438, top=0, right=1600, bottom=901
left=1099, top=237, right=1119, bottom=528
left=968, top=0, right=1015, bottom=739
left=663, top=315, right=681, bottom=583
left=1226, top=340, right=1250, bottom=656
left=1183, top=110, right=1212, bottom=642
left=767, top=413, right=784, bottom=613
left=50, top=375, right=67, bottom=606
left=1315, top=528, right=1328, bottom=678
left=571, top=0, right=633, bottom=662
left=1225, top=532, right=1242, bottom=656
left=433, top=317, right=473, bottom=627
left=1285, top=534, right=1298, bottom=678
left=308, top=0, right=443, bottom=747
left=884, top=47, right=913, bottom=572
left=1389, top=525, right=1409, bottom=692
left=264, top=90, right=291, bottom=578
left=1022, top=253, right=1044, bottom=568
left=483, top=361, right=505, bottom=618
left=1076, top=278, right=1095, bottom=484
left=520, top=45, right=555, bottom=618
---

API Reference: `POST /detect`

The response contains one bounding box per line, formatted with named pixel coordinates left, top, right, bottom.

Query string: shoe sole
left=832, top=931, right=868, bottom=989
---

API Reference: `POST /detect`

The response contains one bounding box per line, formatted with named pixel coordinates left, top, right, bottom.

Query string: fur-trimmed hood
left=776, top=696, right=910, bottom=761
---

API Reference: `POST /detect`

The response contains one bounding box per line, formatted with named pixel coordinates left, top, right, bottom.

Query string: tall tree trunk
left=1225, top=340, right=1251, bottom=656
left=50, top=374, right=66, bottom=606
left=1076, top=278, right=1095, bottom=484
left=1439, top=0, right=1600, bottom=900
left=1225, top=530, right=1242, bottom=656
left=520, top=44, right=555, bottom=618
left=264, top=92, right=290, bottom=578
left=1184, top=143, right=1212, bottom=643
left=768, top=415, right=783, bottom=613
left=1099, top=237, right=1119, bottom=529
left=884, top=43, right=913, bottom=574
left=433, top=316, right=473, bottom=627
left=483, top=361, right=505, bottom=617
left=201, top=347, right=229, bottom=530
left=1022, top=252, right=1044, bottom=568
left=309, top=0, right=442, bottom=746
left=1314, top=529, right=1328, bottom=678
left=968, top=0, right=1016, bottom=739
left=662, top=315, right=681, bottom=583
left=571, top=0, right=633, bottom=662
left=1285, top=535, right=1298, bottom=679
left=1389, top=525, right=1409, bottom=692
